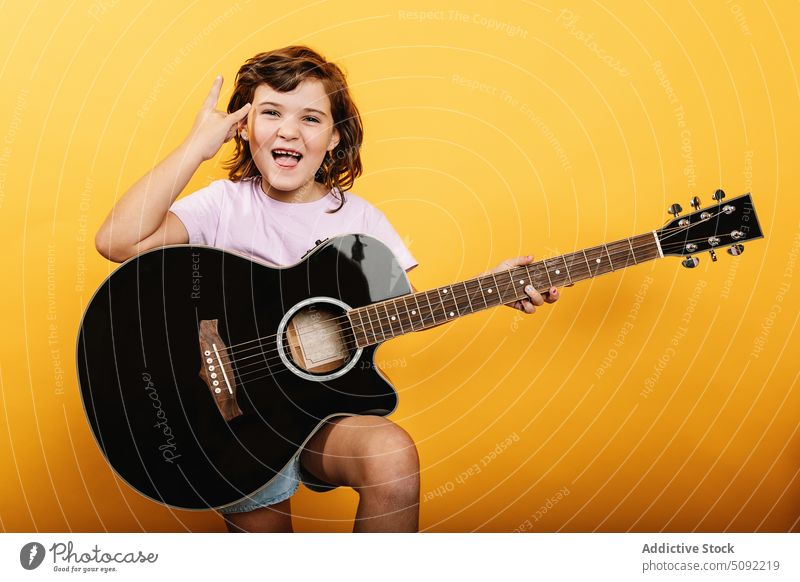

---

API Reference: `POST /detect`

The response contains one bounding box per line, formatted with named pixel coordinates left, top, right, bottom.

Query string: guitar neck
left=347, top=231, right=663, bottom=347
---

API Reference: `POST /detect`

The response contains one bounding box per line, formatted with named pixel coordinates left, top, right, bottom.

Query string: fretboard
left=347, top=232, right=662, bottom=348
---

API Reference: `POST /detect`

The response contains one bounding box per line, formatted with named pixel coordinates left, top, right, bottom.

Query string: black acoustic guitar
left=76, top=190, right=763, bottom=510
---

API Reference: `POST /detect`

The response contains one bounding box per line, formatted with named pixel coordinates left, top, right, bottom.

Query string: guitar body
left=77, top=234, right=410, bottom=510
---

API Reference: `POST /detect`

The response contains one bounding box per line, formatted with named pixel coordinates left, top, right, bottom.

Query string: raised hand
left=487, top=255, right=560, bottom=314
left=184, top=75, right=251, bottom=162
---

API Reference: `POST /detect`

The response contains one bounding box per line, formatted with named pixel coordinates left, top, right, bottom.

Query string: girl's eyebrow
left=257, top=101, right=328, bottom=116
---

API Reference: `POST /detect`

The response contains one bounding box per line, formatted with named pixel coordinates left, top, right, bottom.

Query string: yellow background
left=0, top=0, right=798, bottom=532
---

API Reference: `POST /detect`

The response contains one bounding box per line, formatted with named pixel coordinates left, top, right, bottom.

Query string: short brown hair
left=224, top=46, right=363, bottom=211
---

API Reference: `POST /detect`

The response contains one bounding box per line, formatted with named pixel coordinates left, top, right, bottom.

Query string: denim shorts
left=217, top=450, right=336, bottom=514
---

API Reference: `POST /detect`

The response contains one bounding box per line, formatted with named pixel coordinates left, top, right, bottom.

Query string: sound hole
left=283, top=302, right=355, bottom=375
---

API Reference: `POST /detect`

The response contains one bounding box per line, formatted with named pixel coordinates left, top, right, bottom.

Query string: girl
left=95, top=45, right=559, bottom=532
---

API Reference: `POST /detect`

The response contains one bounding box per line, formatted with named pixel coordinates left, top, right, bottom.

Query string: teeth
left=273, top=149, right=301, bottom=158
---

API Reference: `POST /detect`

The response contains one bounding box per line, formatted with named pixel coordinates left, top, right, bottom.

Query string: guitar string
left=217, top=246, right=683, bottom=383
left=216, top=224, right=726, bottom=371
left=224, top=246, right=670, bottom=386
left=219, top=214, right=746, bottom=384
left=228, top=258, right=669, bottom=382
left=216, top=227, right=731, bottom=380
left=214, top=240, right=661, bottom=369
left=209, top=208, right=739, bottom=378
left=213, top=208, right=734, bottom=360
left=227, top=242, right=742, bottom=385
left=213, top=222, right=692, bottom=353
left=214, top=233, right=668, bottom=360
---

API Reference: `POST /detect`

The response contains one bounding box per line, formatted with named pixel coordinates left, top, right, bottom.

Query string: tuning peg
left=712, top=189, right=726, bottom=202
left=727, top=244, right=744, bottom=256
left=682, top=256, right=699, bottom=268
left=668, top=203, right=683, bottom=217
left=709, top=249, right=717, bottom=262
left=690, top=196, right=702, bottom=210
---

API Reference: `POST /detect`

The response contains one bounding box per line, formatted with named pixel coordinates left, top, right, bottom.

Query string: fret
left=412, top=293, right=425, bottom=328
left=583, top=247, right=599, bottom=277
left=376, top=305, right=391, bottom=340
left=542, top=259, right=553, bottom=289
left=392, top=298, right=407, bottom=335
left=447, top=285, right=460, bottom=316
left=424, top=290, right=438, bottom=326
left=435, top=288, right=448, bottom=320
left=581, top=249, right=593, bottom=278
left=477, top=276, right=490, bottom=308
left=461, top=281, right=474, bottom=313
left=593, top=247, right=606, bottom=275
left=349, top=309, right=369, bottom=348
left=381, top=302, right=396, bottom=338
left=361, top=306, right=380, bottom=343
left=612, top=241, right=628, bottom=268
left=372, top=305, right=389, bottom=340
left=378, top=303, right=389, bottom=337
left=603, top=244, right=615, bottom=271
left=515, top=266, right=531, bottom=293
left=523, top=264, right=537, bottom=293
left=489, top=273, right=501, bottom=305
left=570, top=252, right=589, bottom=283
left=548, top=257, right=567, bottom=287
left=627, top=238, right=638, bottom=265
left=527, top=263, right=542, bottom=292
left=437, top=286, right=457, bottom=319
left=348, top=309, right=360, bottom=347
left=500, top=270, right=515, bottom=301
left=561, top=255, right=573, bottom=285
left=377, top=305, right=390, bottom=341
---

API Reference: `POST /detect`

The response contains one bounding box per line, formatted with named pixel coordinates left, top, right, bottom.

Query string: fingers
left=223, top=126, right=238, bottom=143
left=513, top=284, right=562, bottom=314
left=543, top=286, right=559, bottom=303
left=203, top=75, right=223, bottom=111
left=492, top=254, right=564, bottom=315
left=512, top=284, right=542, bottom=314
left=524, top=285, right=545, bottom=307
left=504, top=254, right=535, bottom=269
left=516, top=299, right=536, bottom=314
left=485, top=254, right=535, bottom=276
left=228, top=101, right=252, bottom=124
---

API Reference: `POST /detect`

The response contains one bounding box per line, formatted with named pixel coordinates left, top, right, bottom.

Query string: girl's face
left=240, top=79, right=340, bottom=200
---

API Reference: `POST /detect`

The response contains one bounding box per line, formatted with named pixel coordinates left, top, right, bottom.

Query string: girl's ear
left=328, top=128, right=340, bottom=151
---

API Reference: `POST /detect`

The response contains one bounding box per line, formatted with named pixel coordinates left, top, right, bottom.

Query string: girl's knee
left=354, top=419, right=419, bottom=490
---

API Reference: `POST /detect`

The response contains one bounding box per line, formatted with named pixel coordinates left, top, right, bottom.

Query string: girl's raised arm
left=95, top=75, right=251, bottom=262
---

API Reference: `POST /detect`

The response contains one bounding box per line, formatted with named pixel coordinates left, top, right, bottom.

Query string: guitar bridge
left=198, top=319, right=243, bottom=421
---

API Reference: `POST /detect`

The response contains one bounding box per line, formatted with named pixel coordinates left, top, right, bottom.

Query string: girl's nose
left=276, top=118, right=300, bottom=139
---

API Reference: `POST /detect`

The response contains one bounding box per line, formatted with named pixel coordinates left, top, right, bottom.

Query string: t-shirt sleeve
left=168, top=180, right=225, bottom=245
left=367, top=208, right=419, bottom=271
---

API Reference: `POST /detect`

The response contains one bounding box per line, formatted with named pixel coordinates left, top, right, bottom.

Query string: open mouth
left=271, top=148, right=303, bottom=168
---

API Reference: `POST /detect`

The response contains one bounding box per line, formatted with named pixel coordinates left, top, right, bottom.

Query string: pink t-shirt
left=169, top=177, right=418, bottom=271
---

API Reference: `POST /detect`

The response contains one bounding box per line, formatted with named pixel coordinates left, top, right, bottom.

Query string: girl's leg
left=300, top=415, right=420, bottom=532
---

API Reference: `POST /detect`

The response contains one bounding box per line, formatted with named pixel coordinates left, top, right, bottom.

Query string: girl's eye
left=261, top=111, right=318, bottom=123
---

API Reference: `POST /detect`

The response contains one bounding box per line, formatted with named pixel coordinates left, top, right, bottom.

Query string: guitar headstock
left=656, top=190, right=763, bottom=267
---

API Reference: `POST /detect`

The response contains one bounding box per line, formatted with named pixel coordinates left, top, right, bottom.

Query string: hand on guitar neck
left=487, top=254, right=567, bottom=314
left=408, top=254, right=565, bottom=330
